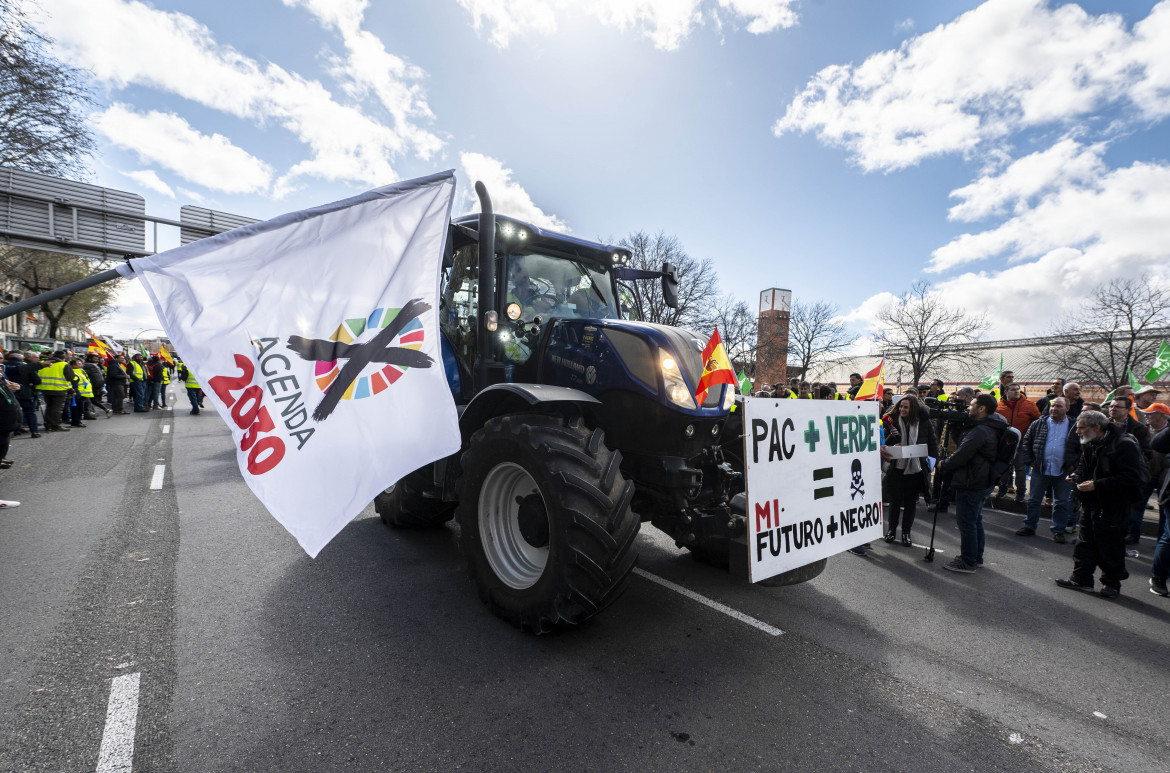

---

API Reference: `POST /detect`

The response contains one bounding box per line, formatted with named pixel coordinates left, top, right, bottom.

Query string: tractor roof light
left=485, top=310, right=499, bottom=332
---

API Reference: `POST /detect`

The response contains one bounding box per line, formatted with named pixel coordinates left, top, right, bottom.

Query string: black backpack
left=987, top=424, right=1022, bottom=487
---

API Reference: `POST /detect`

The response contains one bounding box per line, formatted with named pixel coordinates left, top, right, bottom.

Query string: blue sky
left=26, top=0, right=1170, bottom=341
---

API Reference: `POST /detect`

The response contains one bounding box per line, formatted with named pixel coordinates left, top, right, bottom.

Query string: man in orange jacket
left=996, top=382, right=1041, bottom=501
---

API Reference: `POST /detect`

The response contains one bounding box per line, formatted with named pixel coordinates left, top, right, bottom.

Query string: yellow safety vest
left=38, top=361, right=71, bottom=391
left=74, top=369, right=93, bottom=398
left=161, top=366, right=170, bottom=384
left=181, top=366, right=199, bottom=389
left=128, top=361, right=144, bottom=380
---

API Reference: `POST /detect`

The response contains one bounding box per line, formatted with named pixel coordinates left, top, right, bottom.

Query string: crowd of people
left=811, top=369, right=1170, bottom=601
left=0, top=347, right=204, bottom=508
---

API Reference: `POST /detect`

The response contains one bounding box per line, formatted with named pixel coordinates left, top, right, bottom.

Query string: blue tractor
left=375, top=184, right=825, bottom=632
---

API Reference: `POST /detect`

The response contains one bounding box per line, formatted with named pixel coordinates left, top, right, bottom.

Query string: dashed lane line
left=162, top=425, right=170, bottom=434
left=149, top=465, right=165, bottom=491
left=633, top=567, right=783, bottom=637
left=96, top=672, right=140, bottom=773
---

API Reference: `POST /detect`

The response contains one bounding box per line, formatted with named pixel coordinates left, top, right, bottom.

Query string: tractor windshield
left=505, top=252, right=619, bottom=320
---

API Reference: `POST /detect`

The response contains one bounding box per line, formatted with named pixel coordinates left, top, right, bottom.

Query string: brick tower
left=755, top=288, right=791, bottom=392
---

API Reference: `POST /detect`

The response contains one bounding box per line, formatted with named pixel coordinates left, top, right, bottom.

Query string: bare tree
left=708, top=294, right=757, bottom=372
left=787, top=300, right=856, bottom=380
left=874, top=280, right=988, bottom=385
left=1038, top=276, right=1170, bottom=390
left=0, top=246, right=120, bottom=338
left=617, top=230, right=719, bottom=330
left=0, top=0, right=96, bottom=178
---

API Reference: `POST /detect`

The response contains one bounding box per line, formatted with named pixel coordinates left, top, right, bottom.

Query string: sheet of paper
left=887, top=443, right=929, bottom=459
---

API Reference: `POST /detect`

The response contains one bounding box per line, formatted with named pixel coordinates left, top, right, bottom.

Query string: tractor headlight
left=661, top=351, right=695, bottom=409
left=722, top=386, right=735, bottom=411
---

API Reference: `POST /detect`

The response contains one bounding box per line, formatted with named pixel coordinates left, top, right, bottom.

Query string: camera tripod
left=923, top=421, right=957, bottom=563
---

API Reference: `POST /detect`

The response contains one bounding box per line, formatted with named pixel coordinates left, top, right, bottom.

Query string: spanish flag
left=86, top=330, right=113, bottom=358
left=853, top=357, right=885, bottom=401
left=694, top=327, right=738, bottom=405
left=158, top=344, right=174, bottom=365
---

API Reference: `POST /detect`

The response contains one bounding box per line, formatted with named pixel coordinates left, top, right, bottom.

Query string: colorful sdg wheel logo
left=314, top=307, right=426, bottom=400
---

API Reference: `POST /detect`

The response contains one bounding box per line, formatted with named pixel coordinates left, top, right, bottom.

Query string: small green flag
left=738, top=369, right=751, bottom=395
left=1147, top=340, right=1170, bottom=384
left=1102, top=370, right=1139, bottom=405
left=139, top=343, right=150, bottom=359
left=978, top=354, right=1003, bottom=391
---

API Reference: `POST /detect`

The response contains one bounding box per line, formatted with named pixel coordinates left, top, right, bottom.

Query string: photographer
left=936, top=394, right=1004, bottom=574
left=927, top=386, right=974, bottom=513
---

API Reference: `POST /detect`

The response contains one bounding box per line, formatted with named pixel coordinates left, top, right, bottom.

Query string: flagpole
left=0, top=267, right=125, bottom=321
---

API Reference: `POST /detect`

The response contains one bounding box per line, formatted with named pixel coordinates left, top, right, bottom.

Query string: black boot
left=901, top=532, right=913, bottom=547
left=883, top=529, right=896, bottom=543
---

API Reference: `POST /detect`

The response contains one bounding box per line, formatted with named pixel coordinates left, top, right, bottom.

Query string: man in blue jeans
left=936, top=394, right=1002, bottom=573
left=1016, top=396, right=1081, bottom=542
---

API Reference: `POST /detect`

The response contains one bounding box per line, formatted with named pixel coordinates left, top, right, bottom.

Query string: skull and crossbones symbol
left=850, top=458, right=864, bottom=500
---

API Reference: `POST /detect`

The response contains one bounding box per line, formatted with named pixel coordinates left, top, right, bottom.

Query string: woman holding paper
left=882, top=395, right=938, bottom=546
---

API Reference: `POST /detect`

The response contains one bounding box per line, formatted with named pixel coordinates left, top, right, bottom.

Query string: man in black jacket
left=4, top=352, right=40, bottom=438
left=1056, top=410, right=1144, bottom=598
left=936, top=394, right=1003, bottom=574
left=106, top=355, right=129, bottom=414
left=1109, top=396, right=1153, bottom=546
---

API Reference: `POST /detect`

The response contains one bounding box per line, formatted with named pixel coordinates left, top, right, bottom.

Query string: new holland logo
left=286, top=298, right=434, bottom=421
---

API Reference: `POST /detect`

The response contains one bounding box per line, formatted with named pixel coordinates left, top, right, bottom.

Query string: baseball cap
left=1139, top=402, right=1169, bottom=415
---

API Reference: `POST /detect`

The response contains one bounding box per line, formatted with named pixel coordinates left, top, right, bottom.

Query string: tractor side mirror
left=661, top=261, right=679, bottom=309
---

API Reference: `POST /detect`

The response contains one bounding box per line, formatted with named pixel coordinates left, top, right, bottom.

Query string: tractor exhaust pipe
left=474, top=181, right=496, bottom=387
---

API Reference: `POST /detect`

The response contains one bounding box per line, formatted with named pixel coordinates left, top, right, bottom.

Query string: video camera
left=923, top=396, right=972, bottom=428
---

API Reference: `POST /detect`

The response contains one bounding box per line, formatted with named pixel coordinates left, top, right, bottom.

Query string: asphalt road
left=1, top=397, right=1168, bottom=772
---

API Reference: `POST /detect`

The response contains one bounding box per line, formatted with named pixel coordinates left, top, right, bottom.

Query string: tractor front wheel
left=457, top=413, right=639, bottom=633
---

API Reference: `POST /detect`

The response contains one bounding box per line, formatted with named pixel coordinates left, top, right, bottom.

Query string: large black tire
left=375, top=467, right=456, bottom=528
left=457, top=413, right=639, bottom=633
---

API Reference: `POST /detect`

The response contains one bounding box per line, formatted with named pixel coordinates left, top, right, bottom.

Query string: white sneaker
left=0, top=499, right=20, bottom=508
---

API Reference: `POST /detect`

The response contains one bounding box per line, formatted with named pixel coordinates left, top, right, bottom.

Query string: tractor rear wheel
left=375, top=467, right=455, bottom=528
left=457, top=413, right=639, bottom=633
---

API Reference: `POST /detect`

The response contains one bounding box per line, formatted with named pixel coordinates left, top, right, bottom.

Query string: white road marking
left=162, top=425, right=170, bottom=434
left=149, top=465, right=165, bottom=491
left=912, top=542, right=944, bottom=553
left=96, top=672, right=140, bottom=773
left=1093, top=711, right=1107, bottom=719
left=633, top=567, right=783, bottom=636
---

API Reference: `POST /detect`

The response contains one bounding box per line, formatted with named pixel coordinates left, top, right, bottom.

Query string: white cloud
left=930, top=157, right=1170, bottom=273
left=946, top=137, right=1107, bottom=223
left=837, top=291, right=897, bottom=330
left=840, top=157, right=1170, bottom=337
left=460, top=152, right=567, bottom=231
left=38, top=0, right=440, bottom=192
left=774, top=0, right=1170, bottom=171
left=121, top=169, right=174, bottom=198
left=176, top=187, right=206, bottom=204
left=455, top=0, right=559, bottom=48
left=281, top=0, right=440, bottom=160
left=455, top=0, right=797, bottom=50
left=93, top=105, right=272, bottom=194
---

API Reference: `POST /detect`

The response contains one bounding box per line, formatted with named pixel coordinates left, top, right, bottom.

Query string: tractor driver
left=506, top=258, right=559, bottom=319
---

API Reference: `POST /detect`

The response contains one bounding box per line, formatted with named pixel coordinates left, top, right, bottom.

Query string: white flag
left=119, top=171, right=461, bottom=557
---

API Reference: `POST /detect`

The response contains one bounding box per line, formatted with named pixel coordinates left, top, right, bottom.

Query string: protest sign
left=743, top=398, right=884, bottom=582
